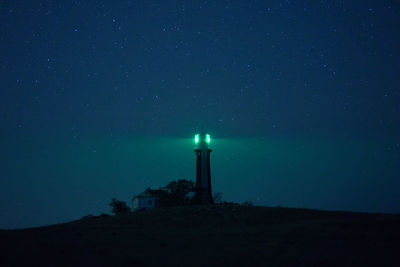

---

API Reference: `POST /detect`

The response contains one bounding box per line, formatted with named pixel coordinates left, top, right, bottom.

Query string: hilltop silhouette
left=1, top=205, right=399, bottom=266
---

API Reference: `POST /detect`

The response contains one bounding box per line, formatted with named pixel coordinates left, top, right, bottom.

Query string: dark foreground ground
left=1, top=205, right=400, bottom=266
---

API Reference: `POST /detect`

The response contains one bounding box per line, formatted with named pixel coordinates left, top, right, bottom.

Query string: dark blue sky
left=1, top=1, right=399, bottom=229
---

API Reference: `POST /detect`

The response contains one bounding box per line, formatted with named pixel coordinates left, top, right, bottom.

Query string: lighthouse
left=193, top=132, right=213, bottom=204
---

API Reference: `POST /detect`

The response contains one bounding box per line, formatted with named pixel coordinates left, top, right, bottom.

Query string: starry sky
left=1, top=1, right=400, bottom=229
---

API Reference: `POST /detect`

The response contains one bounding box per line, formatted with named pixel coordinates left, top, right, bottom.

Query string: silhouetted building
left=132, top=192, right=158, bottom=210
left=193, top=132, right=213, bottom=204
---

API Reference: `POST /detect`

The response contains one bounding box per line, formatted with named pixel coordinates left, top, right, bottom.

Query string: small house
left=132, top=192, right=158, bottom=210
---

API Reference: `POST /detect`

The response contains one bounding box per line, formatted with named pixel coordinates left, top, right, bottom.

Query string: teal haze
left=0, top=1, right=399, bottom=228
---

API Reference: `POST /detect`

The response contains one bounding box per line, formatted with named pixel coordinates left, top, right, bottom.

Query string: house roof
left=133, top=192, right=156, bottom=199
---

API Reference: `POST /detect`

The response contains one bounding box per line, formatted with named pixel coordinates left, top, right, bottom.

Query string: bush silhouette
left=213, top=192, right=223, bottom=204
left=166, top=179, right=195, bottom=205
left=144, top=179, right=195, bottom=206
left=110, top=198, right=131, bottom=215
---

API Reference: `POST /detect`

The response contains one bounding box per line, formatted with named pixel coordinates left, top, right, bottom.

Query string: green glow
left=195, top=134, right=199, bottom=143
left=206, top=134, right=210, bottom=143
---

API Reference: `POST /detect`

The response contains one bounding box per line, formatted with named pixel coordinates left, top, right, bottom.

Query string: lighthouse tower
left=194, top=132, right=213, bottom=204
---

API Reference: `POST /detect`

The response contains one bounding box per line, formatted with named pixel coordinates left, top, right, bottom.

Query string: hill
left=1, top=205, right=399, bottom=266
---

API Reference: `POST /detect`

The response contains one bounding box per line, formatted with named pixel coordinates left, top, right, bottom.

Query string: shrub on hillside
left=145, top=179, right=195, bottom=206
left=110, top=198, right=131, bottom=215
left=213, top=192, right=223, bottom=204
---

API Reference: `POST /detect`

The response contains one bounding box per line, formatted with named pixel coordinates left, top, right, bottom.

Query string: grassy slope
left=1, top=205, right=399, bottom=266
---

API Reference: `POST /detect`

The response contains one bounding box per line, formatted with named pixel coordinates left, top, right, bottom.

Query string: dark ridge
left=1, top=205, right=399, bottom=266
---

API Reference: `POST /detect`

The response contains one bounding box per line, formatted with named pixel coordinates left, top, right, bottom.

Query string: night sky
left=1, top=1, right=400, bottom=229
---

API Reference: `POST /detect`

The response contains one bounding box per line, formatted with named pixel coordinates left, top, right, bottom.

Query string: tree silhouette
left=109, top=198, right=131, bottom=215
left=144, top=179, right=195, bottom=206
left=165, top=179, right=195, bottom=205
